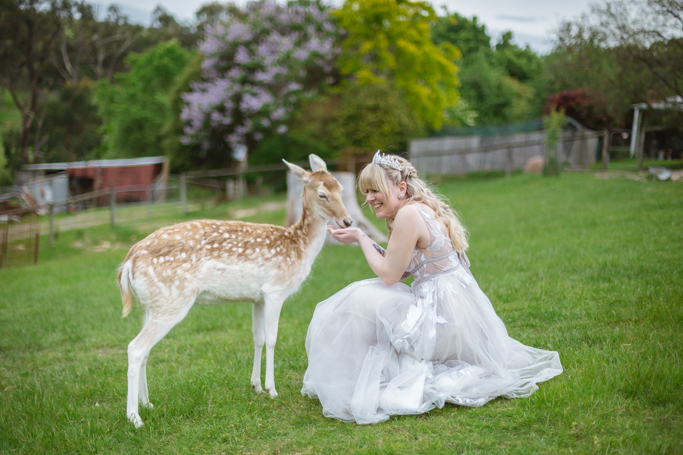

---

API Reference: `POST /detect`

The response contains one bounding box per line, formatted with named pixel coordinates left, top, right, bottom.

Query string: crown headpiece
left=372, top=150, right=403, bottom=172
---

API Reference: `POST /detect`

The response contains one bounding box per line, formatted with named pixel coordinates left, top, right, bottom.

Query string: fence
left=409, top=129, right=601, bottom=176
left=0, top=211, right=40, bottom=269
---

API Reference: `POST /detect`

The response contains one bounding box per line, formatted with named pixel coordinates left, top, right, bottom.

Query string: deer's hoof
left=128, top=413, right=145, bottom=428
left=141, top=401, right=154, bottom=410
left=251, top=384, right=263, bottom=394
left=265, top=388, right=278, bottom=398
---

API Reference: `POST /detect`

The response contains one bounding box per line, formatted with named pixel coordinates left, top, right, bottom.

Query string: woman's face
left=364, top=180, right=405, bottom=220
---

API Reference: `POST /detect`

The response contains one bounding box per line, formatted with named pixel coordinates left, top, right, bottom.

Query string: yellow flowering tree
left=334, top=0, right=461, bottom=130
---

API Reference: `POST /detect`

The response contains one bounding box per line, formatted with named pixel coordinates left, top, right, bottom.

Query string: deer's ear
left=309, top=154, right=327, bottom=172
left=283, top=159, right=310, bottom=183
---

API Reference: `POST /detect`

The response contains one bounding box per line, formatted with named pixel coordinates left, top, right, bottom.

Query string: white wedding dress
left=301, top=206, right=563, bottom=424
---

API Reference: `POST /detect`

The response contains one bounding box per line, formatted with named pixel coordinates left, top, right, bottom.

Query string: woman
left=301, top=151, right=563, bottom=424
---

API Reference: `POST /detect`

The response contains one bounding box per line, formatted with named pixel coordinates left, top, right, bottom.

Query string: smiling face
left=359, top=165, right=407, bottom=220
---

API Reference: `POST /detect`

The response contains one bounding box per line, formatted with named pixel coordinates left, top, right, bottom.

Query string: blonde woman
left=301, top=151, right=563, bottom=424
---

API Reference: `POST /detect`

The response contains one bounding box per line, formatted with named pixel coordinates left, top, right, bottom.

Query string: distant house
left=18, top=157, right=169, bottom=209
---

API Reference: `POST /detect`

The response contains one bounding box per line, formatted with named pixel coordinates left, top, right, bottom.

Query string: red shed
left=20, top=157, right=169, bottom=205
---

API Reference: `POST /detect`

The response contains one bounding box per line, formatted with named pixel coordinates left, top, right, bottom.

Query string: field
left=1, top=171, right=681, bottom=454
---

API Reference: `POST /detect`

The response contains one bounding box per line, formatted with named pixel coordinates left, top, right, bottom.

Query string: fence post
left=602, top=130, right=610, bottom=170
left=505, top=145, right=513, bottom=179
left=49, top=204, right=55, bottom=245
left=180, top=174, right=187, bottom=216
left=0, top=222, right=7, bottom=268
left=226, top=179, right=235, bottom=200
left=636, top=125, right=646, bottom=171
left=147, top=186, right=153, bottom=220
left=34, top=230, right=40, bottom=265
left=109, top=182, right=116, bottom=226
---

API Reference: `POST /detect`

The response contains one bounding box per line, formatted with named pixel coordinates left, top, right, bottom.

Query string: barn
left=18, top=156, right=169, bottom=208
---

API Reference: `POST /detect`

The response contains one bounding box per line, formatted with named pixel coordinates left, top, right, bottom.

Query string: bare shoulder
left=394, top=204, right=422, bottom=225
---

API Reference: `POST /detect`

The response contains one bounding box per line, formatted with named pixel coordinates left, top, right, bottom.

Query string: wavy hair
left=358, top=155, right=469, bottom=252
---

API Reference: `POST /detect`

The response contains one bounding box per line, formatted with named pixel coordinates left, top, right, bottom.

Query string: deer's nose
left=343, top=217, right=353, bottom=228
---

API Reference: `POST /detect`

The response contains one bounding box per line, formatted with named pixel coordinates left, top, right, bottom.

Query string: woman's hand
left=327, top=226, right=363, bottom=245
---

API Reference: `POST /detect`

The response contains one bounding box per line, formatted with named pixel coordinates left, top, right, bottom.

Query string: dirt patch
left=594, top=171, right=648, bottom=182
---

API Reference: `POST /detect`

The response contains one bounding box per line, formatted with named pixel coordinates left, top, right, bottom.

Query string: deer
left=117, top=155, right=352, bottom=428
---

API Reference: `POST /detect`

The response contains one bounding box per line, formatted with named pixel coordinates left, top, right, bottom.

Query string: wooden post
left=33, top=231, right=39, bottom=265
left=226, top=179, right=235, bottom=200
left=180, top=174, right=187, bottom=216
left=147, top=186, right=153, bottom=220
left=0, top=222, right=8, bottom=268
left=637, top=125, right=646, bottom=171
left=237, top=172, right=245, bottom=200
left=602, top=130, right=610, bottom=170
left=505, top=144, right=513, bottom=179
left=109, top=182, right=116, bottom=226
left=49, top=204, right=55, bottom=245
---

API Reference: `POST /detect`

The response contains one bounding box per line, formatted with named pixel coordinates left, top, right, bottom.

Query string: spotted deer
left=118, top=155, right=352, bottom=427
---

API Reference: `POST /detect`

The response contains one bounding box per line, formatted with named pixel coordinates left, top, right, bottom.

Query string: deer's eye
left=318, top=192, right=328, bottom=200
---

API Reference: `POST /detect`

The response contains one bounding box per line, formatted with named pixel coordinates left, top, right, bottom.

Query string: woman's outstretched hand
left=327, top=225, right=363, bottom=245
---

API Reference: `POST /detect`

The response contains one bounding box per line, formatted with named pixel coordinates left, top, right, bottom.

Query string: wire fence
left=0, top=211, right=40, bottom=269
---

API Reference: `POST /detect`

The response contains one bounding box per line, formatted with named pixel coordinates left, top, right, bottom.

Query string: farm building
left=17, top=156, right=169, bottom=209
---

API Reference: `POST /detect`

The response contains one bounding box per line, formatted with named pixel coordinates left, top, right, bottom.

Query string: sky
left=99, top=0, right=596, bottom=54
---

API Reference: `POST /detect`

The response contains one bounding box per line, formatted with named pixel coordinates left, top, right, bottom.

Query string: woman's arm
left=328, top=205, right=424, bottom=286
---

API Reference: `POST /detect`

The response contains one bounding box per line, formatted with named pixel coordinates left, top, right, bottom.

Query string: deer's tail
left=118, top=261, right=134, bottom=318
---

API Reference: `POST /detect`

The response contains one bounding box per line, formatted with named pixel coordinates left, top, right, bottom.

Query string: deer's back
left=122, top=219, right=312, bottom=306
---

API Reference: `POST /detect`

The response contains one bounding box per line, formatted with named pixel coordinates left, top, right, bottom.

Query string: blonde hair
left=358, top=155, right=469, bottom=252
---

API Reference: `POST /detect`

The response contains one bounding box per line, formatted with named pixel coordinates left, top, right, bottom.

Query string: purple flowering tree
left=181, top=0, right=339, bottom=161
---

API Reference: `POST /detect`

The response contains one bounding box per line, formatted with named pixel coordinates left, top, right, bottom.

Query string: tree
left=0, top=0, right=71, bottom=165
left=432, top=12, right=545, bottom=126
left=268, top=81, right=423, bottom=163
left=93, top=40, right=190, bottom=158
left=546, top=0, right=683, bottom=128
left=334, top=0, right=460, bottom=130
left=180, top=0, right=339, bottom=166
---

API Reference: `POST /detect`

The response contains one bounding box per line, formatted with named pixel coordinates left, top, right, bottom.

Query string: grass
left=1, top=171, right=682, bottom=454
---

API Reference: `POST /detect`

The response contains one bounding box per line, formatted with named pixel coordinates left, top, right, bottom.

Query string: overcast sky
left=100, top=0, right=596, bottom=54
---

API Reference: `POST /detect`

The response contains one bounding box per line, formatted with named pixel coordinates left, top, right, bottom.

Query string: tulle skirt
left=301, top=271, right=563, bottom=424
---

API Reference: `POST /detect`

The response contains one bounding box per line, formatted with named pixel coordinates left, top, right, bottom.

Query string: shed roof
left=22, top=156, right=166, bottom=171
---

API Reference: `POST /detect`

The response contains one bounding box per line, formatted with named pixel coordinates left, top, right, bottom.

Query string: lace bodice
left=406, top=206, right=471, bottom=285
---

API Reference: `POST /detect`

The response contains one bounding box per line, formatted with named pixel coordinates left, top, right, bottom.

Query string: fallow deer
left=118, top=155, right=352, bottom=427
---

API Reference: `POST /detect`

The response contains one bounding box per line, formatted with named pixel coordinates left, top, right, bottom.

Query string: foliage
left=545, top=88, right=614, bottom=130
left=545, top=0, right=683, bottom=129
left=334, top=0, right=460, bottom=131
left=271, top=81, right=423, bottom=163
left=181, top=0, right=339, bottom=166
left=162, top=54, right=206, bottom=172
left=29, top=79, right=101, bottom=163
left=543, top=107, right=567, bottom=175
left=0, top=0, right=71, bottom=165
left=432, top=12, right=545, bottom=126
left=93, top=40, right=190, bottom=159
left=1, top=173, right=682, bottom=452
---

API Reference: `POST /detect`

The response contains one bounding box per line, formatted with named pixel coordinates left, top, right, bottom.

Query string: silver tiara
left=372, top=151, right=403, bottom=172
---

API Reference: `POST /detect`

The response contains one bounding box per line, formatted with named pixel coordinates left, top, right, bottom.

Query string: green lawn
left=1, top=171, right=681, bottom=454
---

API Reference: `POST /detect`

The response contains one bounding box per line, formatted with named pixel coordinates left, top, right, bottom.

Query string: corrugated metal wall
left=409, top=130, right=598, bottom=175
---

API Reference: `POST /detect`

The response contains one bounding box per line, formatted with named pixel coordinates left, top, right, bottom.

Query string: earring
left=398, top=193, right=404, bottom=199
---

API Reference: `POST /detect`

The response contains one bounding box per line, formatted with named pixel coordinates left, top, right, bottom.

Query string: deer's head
left=284, top=155, right=353, bottom=229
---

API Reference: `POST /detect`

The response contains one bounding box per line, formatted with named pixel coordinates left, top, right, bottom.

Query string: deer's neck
left=288, top=192, right=327, bottom=259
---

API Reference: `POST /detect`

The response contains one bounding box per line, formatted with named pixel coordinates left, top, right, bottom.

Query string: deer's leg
left=127, top=304, right=192, bottom=428
left=263, top=294, right=285, bottom=398
left=251, top=301, right=265, bottom=393
left=138, top=352, right=152, bottom=409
